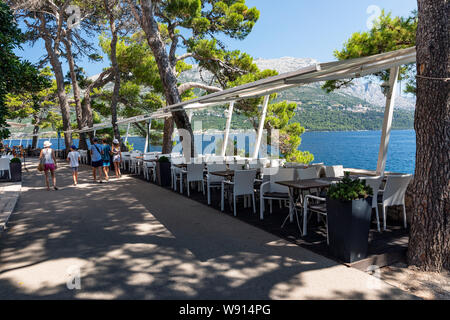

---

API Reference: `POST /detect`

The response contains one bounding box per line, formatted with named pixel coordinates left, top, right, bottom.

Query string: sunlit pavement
left=0, top=159, right=418, bottom=299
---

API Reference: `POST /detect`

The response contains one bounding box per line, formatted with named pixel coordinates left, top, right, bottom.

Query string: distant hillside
left=89, top=56, right=415, bottom=131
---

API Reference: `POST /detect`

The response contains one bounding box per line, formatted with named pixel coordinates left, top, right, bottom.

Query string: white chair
left=208, top=155, right=225, bottom=164
left=259, top=168, right=296, bottom=220
left=121, top=152, right=131, bottom=170
left=247, top=159, right=265, bottom=171
left=0, top=158, right=11, bottom=180
left=378, top=175, right=413, bottom=231
left=325, top=165, right=344, bottom=178
left=228, top=163, right=244, bottom=171
left=296, top=167, right=320, bottom=180
left=171, top=156, right=185, bottom=190
left=359, top=176, right=383, bottom=232
left=180, top=163, right=205, bottom=197
left=131, top=152, right=143, bottom=174
left=143, top=154, right=157, bottom=181
left=79, top=150, right=88, bottom=164
left=221, top=170, right=257, bottom=216
left=303, top=195, right=328, bottom=241
left=206, top=163, right=227, bottom=205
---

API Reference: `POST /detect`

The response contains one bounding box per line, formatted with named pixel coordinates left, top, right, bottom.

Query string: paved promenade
left=0, top=182, right=21, bottom=231
left=0, top=160, right=417, bottom=299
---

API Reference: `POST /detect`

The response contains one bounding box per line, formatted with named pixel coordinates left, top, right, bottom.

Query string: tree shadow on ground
left=0, top=159, right=416, bottom=300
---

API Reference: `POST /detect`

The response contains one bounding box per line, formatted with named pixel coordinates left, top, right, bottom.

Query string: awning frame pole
left=376, top=66, right=400, bottom=176
left=144, top=120, right=150, bottom=153
left=124, top=123, right=130, bottom=145
left=221, top=101, right=235, bottom=156
left=252, top=95, right=270, bottom=159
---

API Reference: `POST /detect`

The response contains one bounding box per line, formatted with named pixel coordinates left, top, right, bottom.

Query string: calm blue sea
left=6, top=130, right=416, bottom=174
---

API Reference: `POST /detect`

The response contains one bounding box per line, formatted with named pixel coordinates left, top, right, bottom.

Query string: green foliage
left=0, top=2, right=46, bottom=139
left=323, top=10, right=417, bottom=95
left=125, top=141, right=134, bottom=152
left=6, top=67, right=61, bottom=134
left=158, top=156, right=170, bottom=163
left=10, top=157, right=21, bottom=164
left=328, top=173, right=373, bottom=202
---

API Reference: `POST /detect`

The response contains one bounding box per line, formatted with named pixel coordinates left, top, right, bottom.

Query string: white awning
left=67, top=47, right=416, bottom=135
left=154, top=47, right=416, bottom=113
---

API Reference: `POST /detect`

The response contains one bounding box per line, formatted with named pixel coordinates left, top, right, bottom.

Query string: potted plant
left=326, top=173, right=373, bottom=263
left=9, top=157, right=22, bottom=182
left=156, top=156, right=171, bottom=187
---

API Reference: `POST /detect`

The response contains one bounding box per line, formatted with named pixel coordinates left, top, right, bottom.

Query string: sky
left=15, top=0, right=418, bottom=77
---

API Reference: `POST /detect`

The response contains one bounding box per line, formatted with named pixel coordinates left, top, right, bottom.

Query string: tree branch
left=176, top=53, right=194, bottom=62
left=178, top=82, right=222, bottom=95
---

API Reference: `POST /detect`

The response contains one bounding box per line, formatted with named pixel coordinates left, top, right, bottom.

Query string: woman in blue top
left=102, top=138, right=112, bottom=181
left=90, top=137, right=103, bottom=183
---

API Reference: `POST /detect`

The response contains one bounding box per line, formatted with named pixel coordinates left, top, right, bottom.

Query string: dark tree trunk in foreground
left=407, top=0, right=449, bottom=272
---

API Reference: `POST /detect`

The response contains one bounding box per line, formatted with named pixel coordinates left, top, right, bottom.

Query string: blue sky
left=15, top=0, right=417, bottom=77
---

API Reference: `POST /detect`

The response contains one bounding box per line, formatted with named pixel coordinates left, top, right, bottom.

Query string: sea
left=6, top=129, right=416, bottom=174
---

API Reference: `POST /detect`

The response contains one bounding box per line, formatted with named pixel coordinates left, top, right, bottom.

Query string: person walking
left=90, top=137, right=103, bottom=183
left=67, top=145, right=81, bottom=186
left=102, top=138, right=112, bottom=182
left=39, top=140, right=58, bottom=191
left=111, top=139, right=122, bottom=179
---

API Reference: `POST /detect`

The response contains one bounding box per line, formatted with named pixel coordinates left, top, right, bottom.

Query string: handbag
left=37, top=157, right=45, bottom=172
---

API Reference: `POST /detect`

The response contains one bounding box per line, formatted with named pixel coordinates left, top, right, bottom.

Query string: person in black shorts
left=90, top=137, right=104, bottom=183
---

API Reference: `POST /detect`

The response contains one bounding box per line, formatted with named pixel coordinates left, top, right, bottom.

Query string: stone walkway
left=0, top=159, right=418, bottom=299
left=0, top=181, right=21, bottom=232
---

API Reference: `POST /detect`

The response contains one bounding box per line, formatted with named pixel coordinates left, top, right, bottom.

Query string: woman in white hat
left=39, top=140, right=58, bottom=190
left=111, top=139, right=122, bottom=178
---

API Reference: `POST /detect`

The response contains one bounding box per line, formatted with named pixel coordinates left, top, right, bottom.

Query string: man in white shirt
left=67, top=145, right=81, bottom=186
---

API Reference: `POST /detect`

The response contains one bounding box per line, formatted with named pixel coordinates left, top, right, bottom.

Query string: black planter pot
left=9, top=162, right=22, bottom=182
left=157, top=162, right=171, bottom=187
left=326, top=197, right=372, bottom=263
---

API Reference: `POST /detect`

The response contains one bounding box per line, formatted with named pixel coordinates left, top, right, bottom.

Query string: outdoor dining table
left=275, top=174, right=380, bottom=236
left=210, top=168, right=262, bottom=180
left=276, top=178, right=340, bottom=236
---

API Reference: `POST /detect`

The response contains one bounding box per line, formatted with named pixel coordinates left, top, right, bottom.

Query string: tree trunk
left=106, top=1, right=121, bottom=141
left=162, top=117, right=174, bottom=154
left=138, top=0, right=193, bottom=155
left=31, top=125, right=39, bottom=149
left=64, top=36, right=88, bottom=150
left=407, top=0, right=449, bottom=272
left=39, top=14, right=73, bottom=149
left=81, top=69, right=113, bottom=145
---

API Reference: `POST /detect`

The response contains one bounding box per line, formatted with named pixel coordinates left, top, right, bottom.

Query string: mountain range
left=90, top=56, right=415, bottom=131
left=181, top=56, right=416, bottom=111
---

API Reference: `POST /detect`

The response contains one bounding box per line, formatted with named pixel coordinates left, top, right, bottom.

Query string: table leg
left=289, top=188, right=295, bottom=223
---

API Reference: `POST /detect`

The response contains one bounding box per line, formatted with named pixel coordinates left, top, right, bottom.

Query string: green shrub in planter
left=158, top=156, right=170, bottom=163
left=326, top=173, right=374, bottom=263
left=10, top=157, right=21, bottom=164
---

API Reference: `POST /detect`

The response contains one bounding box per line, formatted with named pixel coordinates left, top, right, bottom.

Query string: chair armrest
left=304, top=195, right=326, bottom=202
left=260, top=181, right=270, bottom=194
